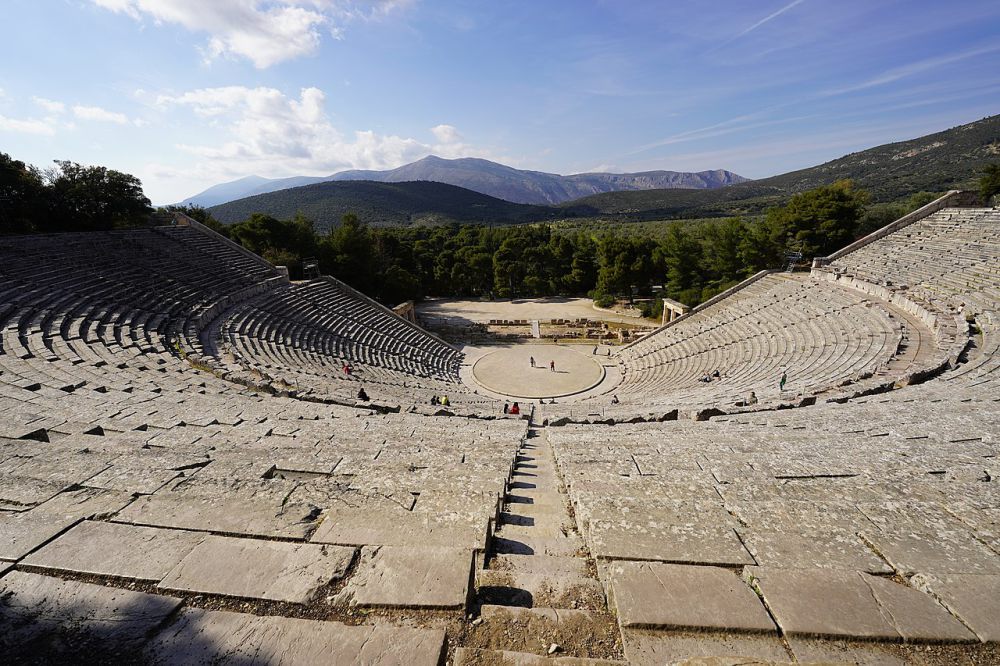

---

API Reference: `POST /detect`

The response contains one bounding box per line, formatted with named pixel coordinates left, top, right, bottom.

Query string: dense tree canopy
left=2, top=151, right=950, bottom=312
left=0, top=153, right=151, bottom=234
left=198, top=184, right=872, bottom=310
left=980, top=163, right=1000, bottom=203
left=0, top=153, right=47, bottom=234
left=159, top=182, right=907, bottom=309
left=762, top=180, right=869, bottom=258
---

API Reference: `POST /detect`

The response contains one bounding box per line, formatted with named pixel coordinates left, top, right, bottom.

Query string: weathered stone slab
left=913, top=573, right=1000, bottom=642
left=159, top=535, right=354, bottom=603
left=115, top=478, right=318, bottom=539
left=590, top=520, right=754, bottom=566
left=788, top=638, right=908, bottom=665
left=0, top=570, right=181, bottom=661
left=454, top=647, right=625, bottom=665
left=609, top=561, right=774, bottom=632
left=34, top=486, right=136, bottom=520
left=861, top=529, right=1000, bottom=575
left=0, top=454, right=110, bottom=508
left=788, top=638, right=995, bottom=665
left=738, top=527, right=891, bottom=574
left=335, top=545, right=472, bottom=609
left=750, top=567, right=973, bottom=641
left=0, top=511, right=76, bottom=561
left=948, top=505, right=1000, bottom=552
left=145, top=607, right=445, bottom=665
left=621, top=629, right=791, bottom=666
left=0, top=475, right=69, bottom=510
left=864, top=574, right=976, bottom=642
left=309, top=495, right=491, bottom=550
left=84, top=463, right=180, bottom=494
left=749, top=567, right=895, bottom=639
left=24, top=520, right=204, bottom=581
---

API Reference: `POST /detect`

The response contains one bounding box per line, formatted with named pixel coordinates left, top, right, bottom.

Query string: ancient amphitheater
left=1, top=191, right=998, bottom=664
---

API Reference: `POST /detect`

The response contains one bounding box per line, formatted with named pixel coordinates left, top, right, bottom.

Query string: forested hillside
left=561, top=114, right=1000, bottom=220
left=209, top=180, right=557, bottom=229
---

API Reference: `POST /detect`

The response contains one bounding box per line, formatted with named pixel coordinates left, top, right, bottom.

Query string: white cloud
left=0, top=114, right=56, bottom=136
left=150, top=85, right=496, bottom=194
left=73, top=104, right=130, bottom=124
left=33, top=97, right=65, bottom=114
left=90, top=0, right=409, bottom=68
left=431, top=124, right=462, bottom=144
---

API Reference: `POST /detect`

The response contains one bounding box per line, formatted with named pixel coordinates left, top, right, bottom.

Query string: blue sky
left=1, top=0, right=998, bottom=204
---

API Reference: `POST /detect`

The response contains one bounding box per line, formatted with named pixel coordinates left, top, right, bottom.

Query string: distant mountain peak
left=179, top=156, right=748, bottom=208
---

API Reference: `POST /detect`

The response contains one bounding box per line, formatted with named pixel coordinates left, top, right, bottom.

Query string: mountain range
left=179, top=157, right=747, bottom=207
left=206, top=113, right=1000, bottom=230
left=562, top=113, right=1000, bottom=220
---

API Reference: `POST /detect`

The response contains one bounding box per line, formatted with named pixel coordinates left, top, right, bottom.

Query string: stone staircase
left=460, top=417, right=626, bottom=663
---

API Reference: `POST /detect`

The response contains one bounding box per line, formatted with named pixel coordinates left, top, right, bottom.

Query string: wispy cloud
left=32, top=97, right=66, bottom=114
left=822, top=43, right=1000, bottom=97
left=0, top=114, right=56, bottom=136
left=629, top=112, right=814, bottom=155
left=711, top=0, right=806, bottom=51
left=73, top=104, right=130, bottom=124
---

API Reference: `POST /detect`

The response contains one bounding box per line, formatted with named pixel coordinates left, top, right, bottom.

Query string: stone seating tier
left=608, top=273, right=906, bottom=410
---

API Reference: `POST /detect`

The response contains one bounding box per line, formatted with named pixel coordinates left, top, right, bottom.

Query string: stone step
left=502, top=501, right=569, bottom=518
left=505, top=492, right=566, bottom=509
left=493, top=525, right=584, bottom=557
left=494, top=532, right=585, bottom=557
left=488, top=554, right=590, bottom=577
left=465, top=605, right=622, bottom=661
left=500, top=507, right=573, bottom=529
left=454, top=647, right=625, bottom=665
left=512, top=463, right=556, bottom=474
left=477, top=569, right=606, bottom=610
left=496, top=522, right=578, bottom=540
left=510, top=470, right=558, bottom=485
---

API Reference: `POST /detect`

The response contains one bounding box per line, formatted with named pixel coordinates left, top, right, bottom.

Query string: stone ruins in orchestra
left=1, top=190, right=999, bottom=664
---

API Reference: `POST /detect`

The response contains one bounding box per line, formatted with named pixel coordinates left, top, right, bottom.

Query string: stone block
left=159, top=535, right=354, bottom=604
left=590, top=520, right=754, bottom=566
left=24, top=520, right=205, bottom=582
left=335, top=545, right=472, bottom=609
left=145, top=608, right=446, bottom=665
left=913, top=573, right=1000, bottom=642
left=738, top=527, right=891, bottom=574
left=750, top=567, right=975, bottom=642
left=454, top=647, right=625, bottom=665
left=609, top=561, right=775, bottom=632
left=621, top=629, right=791, bottom=666
left=34, top=487, right=136, bottom=520
left=861, top=529, right=1000, bottom=575
left=0, top=511, right=76, bottom=561
left=115, top=478, right=319, bottom=539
